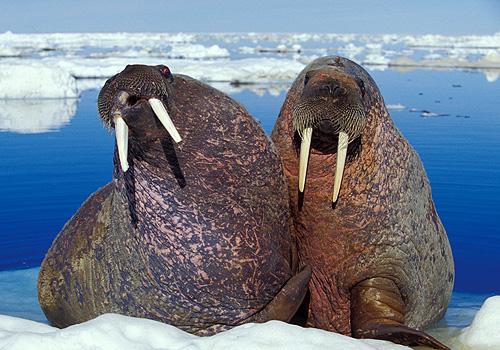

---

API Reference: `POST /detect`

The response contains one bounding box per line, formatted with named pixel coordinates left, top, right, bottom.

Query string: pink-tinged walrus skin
left=38, top=64, right=310, bottom=335
left=271, top=56, right=454, bottom=349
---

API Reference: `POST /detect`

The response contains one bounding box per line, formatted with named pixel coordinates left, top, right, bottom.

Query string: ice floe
left=0, top=56, right=304, bottom=99
left=386, top=103, right=406, bottom=111
left=0, top=62, right=78, bottom=99
left=0, top=31, right=498, bottom=99
left=167, top=44, right=230, bottom=59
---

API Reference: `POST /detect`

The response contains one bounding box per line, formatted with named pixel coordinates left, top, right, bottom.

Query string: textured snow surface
left=1, top=296, right=500, bottom=350
left=458, top=296, right=500, bottom=350
left=0, top=314, right=411, bottom=350
left=0, top=268, right=499, bottom=350
left=0, top=62, right=77, bottom=99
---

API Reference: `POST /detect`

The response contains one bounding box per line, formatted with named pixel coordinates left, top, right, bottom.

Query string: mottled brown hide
left=271, top=56, right=454, bottom=349
left=38, top=65, right=309, bottom=335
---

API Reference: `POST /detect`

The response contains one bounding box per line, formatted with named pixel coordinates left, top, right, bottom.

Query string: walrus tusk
left=114, top=115, right=129, bottom=172
left=298, top=127, right=313, bottom=193
left=148, top=98, right=182, bottom=143
left=332, top=131, right=349, bottom=203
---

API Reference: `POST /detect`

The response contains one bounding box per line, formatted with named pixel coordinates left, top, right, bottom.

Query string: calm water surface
left=0, top=68, right=499, bottom=294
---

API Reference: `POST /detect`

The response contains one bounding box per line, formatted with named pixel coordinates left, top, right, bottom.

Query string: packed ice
left=0, top=62, right=77, bottom=99
left=0, top=31, right=498, bottom=100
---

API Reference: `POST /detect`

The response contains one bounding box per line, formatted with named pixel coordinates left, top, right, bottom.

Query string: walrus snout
left=97, top=64, right=182, bottom=172
left=292, top=66, right=367, bottom=203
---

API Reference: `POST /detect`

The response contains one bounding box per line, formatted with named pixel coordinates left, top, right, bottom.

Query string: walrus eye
left=304, top=75, right=310, bottom=86
left=158, top=65, right=174, bottom=82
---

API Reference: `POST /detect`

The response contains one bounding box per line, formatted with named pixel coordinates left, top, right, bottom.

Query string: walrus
left=38, top=64, right=311, bottom=335
left=271, top=56, right=454, bottom=349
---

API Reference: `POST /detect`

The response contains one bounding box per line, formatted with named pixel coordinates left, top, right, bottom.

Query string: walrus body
left=38, top=65, right=310, bottom=335
left=271, top=56, right=454, bottom=349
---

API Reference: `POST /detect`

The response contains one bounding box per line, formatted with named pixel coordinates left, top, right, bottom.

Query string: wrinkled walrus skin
left=271, top=56, right=454, bottom=349
left=38, top=65, right=310, bottom=335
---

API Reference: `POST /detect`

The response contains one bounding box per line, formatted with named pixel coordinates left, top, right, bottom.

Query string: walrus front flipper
left=251, top=266, right=311, bottom=323
left=351, top=277, right=450, bottom=350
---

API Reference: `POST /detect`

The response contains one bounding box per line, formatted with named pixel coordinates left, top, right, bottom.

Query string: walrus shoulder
left=38, top=183, right=114, bottom=327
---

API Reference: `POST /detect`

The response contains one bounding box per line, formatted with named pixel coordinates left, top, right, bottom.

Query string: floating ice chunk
left=0, top=314, right=411, bottom=350
left=363, top=53, right=390, bottom=70
left=339, top=43, right=364, bottom=60
left=0, top=63, right=77, bottom=99
left=386, top=103, right=406, bottom=111
left=167, top=44, right=229, bottom=59
left=458, top=296, right=500, bottom=350
left=423, top=53, right=442, bottom=60
left=0, top=98, right=77, bottom=134
left=238, top=46, right=256, bottom=54
left=483, top=69, right=500, bottom=82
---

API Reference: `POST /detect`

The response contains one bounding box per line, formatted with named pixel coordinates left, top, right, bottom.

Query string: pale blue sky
left=1, top=0, right=499, bottom=34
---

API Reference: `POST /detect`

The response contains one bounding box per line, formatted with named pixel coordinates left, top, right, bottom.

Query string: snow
left=0, top=268, right=499, bottom=350
left=2, top=296, right=500, bottom=350
left=0, top=62, right=77, bottom=99
left=0, top=314, right=411, bottom=350
left=458, top=296, right=500, bottom=350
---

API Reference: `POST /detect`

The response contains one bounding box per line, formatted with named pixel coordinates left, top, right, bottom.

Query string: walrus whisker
left=114, top=114, right=129, bottom=172
left=148, top=98, right=182, bottom=143
left=332, top=131, right=349, bottom=203
left=298, top=127, right=313, bottom=193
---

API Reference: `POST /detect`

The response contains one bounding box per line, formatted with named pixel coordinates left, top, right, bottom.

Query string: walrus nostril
left=321, top=84, right=332, bottom=94
left=126, top=95, right=148, bottom=107
left=332, top=86, right=346, bottom=97
left=127, top=96, right=139, bottom=106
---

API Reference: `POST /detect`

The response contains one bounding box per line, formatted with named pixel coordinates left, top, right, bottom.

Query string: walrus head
left=97, top=64, right=182, bottom=172
left=292, top=57, right=376, bottom=203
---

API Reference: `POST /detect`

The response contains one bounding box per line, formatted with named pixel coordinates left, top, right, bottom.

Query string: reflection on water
left=0, top=69, right=499, bottom=297
left=0, top=98, right=77, bottom=134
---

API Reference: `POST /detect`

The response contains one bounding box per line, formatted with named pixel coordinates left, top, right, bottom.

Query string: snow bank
left=0, top=314, right=410, bottom=350
left=0, top=98, right=77, bottom=133
left=0, top=266, right=499, bottom=350
left=458, top=296, right=500, bottom=350
left=0, top=63, right=77, bottom=99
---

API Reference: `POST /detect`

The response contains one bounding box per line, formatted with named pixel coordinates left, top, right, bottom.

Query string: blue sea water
left=0, top=68, right=499, bottom=310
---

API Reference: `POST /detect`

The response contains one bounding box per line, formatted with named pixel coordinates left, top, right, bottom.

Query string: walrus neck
left=111, top=137, right=185, bottom=230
